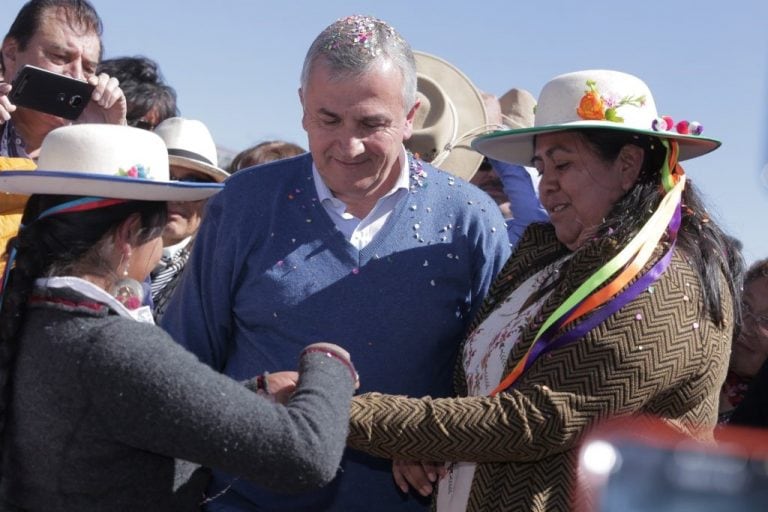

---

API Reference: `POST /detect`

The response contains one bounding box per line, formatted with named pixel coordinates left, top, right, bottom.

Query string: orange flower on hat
left=576, top=79, right=646, bottom=123
left=577, top=81, right=605, bottom=120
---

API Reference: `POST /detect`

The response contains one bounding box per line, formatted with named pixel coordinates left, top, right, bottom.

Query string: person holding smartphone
left=0, top=0, right=127, bottom=276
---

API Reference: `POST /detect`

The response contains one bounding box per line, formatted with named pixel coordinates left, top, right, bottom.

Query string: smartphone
left=576, top=417, right=768, bottom=512
left=9, top=65, right=94, bottom=120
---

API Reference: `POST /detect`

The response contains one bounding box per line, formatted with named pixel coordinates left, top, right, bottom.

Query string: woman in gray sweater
left=0, top=124, right=358, bottom=511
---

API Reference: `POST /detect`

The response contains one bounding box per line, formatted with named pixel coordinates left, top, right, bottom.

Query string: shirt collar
left=162, top=237, right=192, bottom=260
left=0, top=120, right=30, bottom=159
left=312, top=145, right=410, bottom=208
left=35, top=276, right=155, bottom=324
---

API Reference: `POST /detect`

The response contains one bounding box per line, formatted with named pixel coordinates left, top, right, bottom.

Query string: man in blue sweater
left=162, top=15, right=510, bottom=512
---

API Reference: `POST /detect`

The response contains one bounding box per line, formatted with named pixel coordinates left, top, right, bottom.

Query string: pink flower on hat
left=116, top=164, right=150, bottom=179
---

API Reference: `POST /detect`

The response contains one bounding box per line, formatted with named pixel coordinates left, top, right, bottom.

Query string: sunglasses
left=129, top=119, right=157, bottom=131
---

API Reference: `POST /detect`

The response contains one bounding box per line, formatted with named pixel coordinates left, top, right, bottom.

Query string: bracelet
left=255, top=371, right=271, bottom=395
left=301, top=347, right=358, bottom=384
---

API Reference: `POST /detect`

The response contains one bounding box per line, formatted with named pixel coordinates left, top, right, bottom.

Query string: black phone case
left=10, top=65, right=94, bottom=120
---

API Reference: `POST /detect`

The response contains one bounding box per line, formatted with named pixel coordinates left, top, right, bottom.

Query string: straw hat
left=406, top=51, right=488, bottom=181
left=0, top=124, right=223, bottom=201
left=473, top=69, right=720, bottom=166
left=153, top=117, right=230, bottom=183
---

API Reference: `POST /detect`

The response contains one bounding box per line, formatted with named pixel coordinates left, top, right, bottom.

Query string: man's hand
left=265, top=371, right=299, bottom=404
left=78, top=73, right=126, bottom=125
left=0, top=82, right=17, bottom=124
left=392, top=459, right=448, bottom=497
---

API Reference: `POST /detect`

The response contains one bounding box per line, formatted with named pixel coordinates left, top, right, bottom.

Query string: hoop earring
left=110, top=251, right=144, bottom=309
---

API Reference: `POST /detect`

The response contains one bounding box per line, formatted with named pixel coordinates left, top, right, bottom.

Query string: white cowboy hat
left=406, top=51, right=489, bottom=181
left=0, top=124, right=223, bottom=201
left=473, top=69, right=720, bottom=166
left=153, top=117, right=230, bottom=183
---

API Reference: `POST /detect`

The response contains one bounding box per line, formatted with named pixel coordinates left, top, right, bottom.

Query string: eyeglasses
left=169, top=174, right=216, bottom=184
left=742, top=302, right=768, bottom=334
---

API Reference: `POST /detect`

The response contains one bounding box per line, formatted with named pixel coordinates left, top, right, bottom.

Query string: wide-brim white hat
left=154, top=117, right=230, bottom=183
left=473, top=69, right=720, bottom=166
left=406, top=51, right=488, bottom=181
left=0, top=124, right=223, bottom=201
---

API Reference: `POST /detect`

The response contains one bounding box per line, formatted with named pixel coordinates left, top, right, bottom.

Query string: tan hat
left=406, top=51, right=489, bottom=181
left=499, top=88, right=536, bottom=129
left=473, top=69, right=719, bottom=166
left=154, top=117, right=230, bottom=183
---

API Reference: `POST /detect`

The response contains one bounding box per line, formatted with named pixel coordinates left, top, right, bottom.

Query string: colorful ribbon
left=490, top=140, right=684, bottom=396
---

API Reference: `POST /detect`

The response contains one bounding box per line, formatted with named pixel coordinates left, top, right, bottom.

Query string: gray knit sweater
left=1, top=286, right=355, bottom=511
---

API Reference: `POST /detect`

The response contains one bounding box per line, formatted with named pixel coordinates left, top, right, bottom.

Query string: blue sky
left=5, top=0, right=768, bottom=264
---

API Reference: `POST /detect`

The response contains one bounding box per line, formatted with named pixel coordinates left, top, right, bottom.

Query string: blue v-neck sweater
left=163, top=152, right=510, bottom=511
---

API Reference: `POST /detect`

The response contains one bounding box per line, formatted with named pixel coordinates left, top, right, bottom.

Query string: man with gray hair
left=163, top=15, right=509, bottom=511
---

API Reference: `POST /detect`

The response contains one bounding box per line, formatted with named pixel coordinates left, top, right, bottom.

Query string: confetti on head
left=322, top=15, right=398, bottom=57
left=300, top=14, right=418, bottom=111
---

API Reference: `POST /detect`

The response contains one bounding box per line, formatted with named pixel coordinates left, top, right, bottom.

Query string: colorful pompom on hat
left=472, top=69, right=720, bottom=166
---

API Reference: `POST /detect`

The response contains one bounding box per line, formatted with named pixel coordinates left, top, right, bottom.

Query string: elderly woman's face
left=533, top=132, right=635, bottom=250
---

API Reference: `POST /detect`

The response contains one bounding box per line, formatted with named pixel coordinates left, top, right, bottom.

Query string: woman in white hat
left=149, top=117, right=230, bottom=321
left=346, top=69, right=742, bottom=511
left=0, top=124, right=358, bottom=510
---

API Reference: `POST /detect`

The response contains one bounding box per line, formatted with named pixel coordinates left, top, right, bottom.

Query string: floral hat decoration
left=0, top=124, right=223, bottom=201
left=472, top=69, right=719, bottom=166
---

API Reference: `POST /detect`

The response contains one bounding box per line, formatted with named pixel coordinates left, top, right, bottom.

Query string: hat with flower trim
left=0, top=124, right=223, bottom=201
left=472, top=69, right=720, bottom=166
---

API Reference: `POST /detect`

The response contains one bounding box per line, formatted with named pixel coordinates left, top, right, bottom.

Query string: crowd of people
left=0, top=1, right=765, bottom=511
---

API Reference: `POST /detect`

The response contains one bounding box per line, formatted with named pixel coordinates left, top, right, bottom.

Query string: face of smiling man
left=300, top=56, right=418, bottom=218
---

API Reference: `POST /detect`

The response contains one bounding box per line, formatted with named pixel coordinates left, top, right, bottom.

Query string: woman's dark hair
left=97, top=56, right=179, bottom=128
left=2, top=0, right=103, bottom=74
left=0, top=194, right=165, bottom=458
left=228, top=140, right=306, bottom=173
left=578, top=129, right=744, bottom=328
left=744, top=257, right=768, bottom=286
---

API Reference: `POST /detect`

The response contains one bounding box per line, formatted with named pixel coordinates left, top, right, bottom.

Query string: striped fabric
left=348, top=223, right=733, bottom=512
left=150, top=242, right=192, bottom=321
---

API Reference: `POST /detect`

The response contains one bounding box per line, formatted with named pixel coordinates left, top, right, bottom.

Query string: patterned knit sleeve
left=348, top=259, right=731, bottom=463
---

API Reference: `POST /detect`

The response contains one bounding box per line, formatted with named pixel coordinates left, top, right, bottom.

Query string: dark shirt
left=730, top=360, right=768, bottom=428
